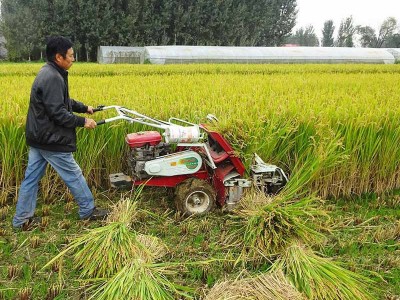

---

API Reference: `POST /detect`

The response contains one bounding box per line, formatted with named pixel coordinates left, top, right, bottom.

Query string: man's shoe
left=84, top=208, right=109, bottom=221
left=13, top=217, right=42, bottom=232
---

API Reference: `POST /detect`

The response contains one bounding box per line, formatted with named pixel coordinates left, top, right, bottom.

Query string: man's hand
left=84, top=118, right=97, bottom=129
left=87, top=106, right=94, bottom=114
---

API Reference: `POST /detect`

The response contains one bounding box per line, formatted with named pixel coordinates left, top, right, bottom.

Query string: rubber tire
left=174, top=178, right=216, bottom=216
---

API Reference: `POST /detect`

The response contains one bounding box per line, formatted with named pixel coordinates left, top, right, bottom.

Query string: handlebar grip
left=96, top=120, right=106, bottom=125
left=93, top=105, right=105, bottom=113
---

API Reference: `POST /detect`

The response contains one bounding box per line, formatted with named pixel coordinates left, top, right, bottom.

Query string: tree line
left=287, top=16, right=400, bottom=47
left=0, top=0, right=297, bottom=61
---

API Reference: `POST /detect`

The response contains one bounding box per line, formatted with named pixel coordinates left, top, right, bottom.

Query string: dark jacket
left=25, top=62, right=87, bottom=152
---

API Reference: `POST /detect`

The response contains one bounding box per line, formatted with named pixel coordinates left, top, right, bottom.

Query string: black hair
left=45, top=36, right=73, bottom=62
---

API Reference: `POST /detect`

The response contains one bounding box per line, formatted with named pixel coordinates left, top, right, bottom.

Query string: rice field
left=1, top=63, right=400, bottom=203
left=0, top=63, right=399, bottom=299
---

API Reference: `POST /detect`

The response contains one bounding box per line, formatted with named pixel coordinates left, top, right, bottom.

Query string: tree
left=376, top=17, right=397, bottom=48
left=286, top=25, right=319, bottom=46
left=336, top=16, right=356, bottom=47
left=357, top=25, right=376, bottom=48
left=265, top=0, right=298, bottom=46
left=0, top=0, right=299, bottom=61
left=385, top=33, right=400, bottom=48
left=0, top=0, right=43, bottom=60
left=356, top=17, right=398, bottom=48
left=321, top=20, right=335, bottom=47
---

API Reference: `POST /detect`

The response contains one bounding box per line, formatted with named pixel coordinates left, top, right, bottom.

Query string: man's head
left=46, top=36, right=75, bottom=70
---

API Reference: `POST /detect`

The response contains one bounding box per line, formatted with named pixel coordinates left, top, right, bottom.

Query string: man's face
left=55, top=48, right=75, bottom=70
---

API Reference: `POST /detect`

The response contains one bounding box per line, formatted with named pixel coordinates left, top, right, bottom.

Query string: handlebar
left=92, top=106, right=105, bottom=126
left=92, top=105, right=105, bottom=113
left=90, top=106, right=203, bottom=142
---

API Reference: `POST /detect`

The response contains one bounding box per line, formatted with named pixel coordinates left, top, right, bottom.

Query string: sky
left=294, top=0, right=400, bottom=38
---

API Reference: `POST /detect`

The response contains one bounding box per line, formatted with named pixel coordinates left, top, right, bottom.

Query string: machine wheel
left=174, top=178, right=216, bottom=216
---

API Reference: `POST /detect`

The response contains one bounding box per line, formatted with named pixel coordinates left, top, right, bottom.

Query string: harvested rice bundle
left=271, top=241, right=379, bottom=300
left=205, top=270, right=304, bottom=300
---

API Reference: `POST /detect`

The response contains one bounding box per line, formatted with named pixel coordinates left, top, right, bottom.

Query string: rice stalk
left=77, top=224, right=156, bottom=277
left=39, top=167, right=65, bottom=202
left=279, top=125, right=346, bottom=199
left=44, top=190, right=167, bottom=278
left=43, top=222, right=150, bottom=278
left=270, top=240, right=380, bottom=300
left=87, top=259, right=193, bottom=300
left=0, top=119, right=26, bottom=204
left=230, top=191, right=327, bottom=257
left=43, top=221, right=169, bottom=278
left=106, top=184, right=147, bottom=225
left=204, top=270, right=304, bottom=300
left=136, top=233, right=169, bottom=261
left=106, top=198, right=140, bottom=227
left=75, top=126, right=110, bottom=187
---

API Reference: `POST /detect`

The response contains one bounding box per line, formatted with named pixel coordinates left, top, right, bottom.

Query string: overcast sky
left=295, top=0, right=400, bottom=37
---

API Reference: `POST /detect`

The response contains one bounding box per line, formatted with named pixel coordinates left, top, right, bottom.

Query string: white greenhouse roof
left=98, top=46, right=145, bottom=64
left=144, top=46, right=396, bottom=64
left=385, top=48, right=400, bottom=61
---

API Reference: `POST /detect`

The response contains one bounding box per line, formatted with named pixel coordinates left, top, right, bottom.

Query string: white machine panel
left=144, top=151, right=202, bottom=176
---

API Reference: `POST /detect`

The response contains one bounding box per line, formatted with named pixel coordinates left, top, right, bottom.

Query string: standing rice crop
left=0, top=118, right=26, bottom=204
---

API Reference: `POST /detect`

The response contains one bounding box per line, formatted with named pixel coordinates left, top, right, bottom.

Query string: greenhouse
left=143, top=46, right=396, bottom=65
left=97, top=46, right=145, bottom=64
left=386, top=48, right=400, bottom=62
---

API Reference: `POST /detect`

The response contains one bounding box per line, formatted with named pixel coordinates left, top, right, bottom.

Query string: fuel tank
left=126, top=131, right=162, bottom=148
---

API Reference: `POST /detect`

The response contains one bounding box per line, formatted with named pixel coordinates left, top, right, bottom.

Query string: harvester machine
left=94, top=105, right=288, bottom=215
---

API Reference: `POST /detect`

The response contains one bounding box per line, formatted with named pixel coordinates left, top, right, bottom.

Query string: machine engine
left=128, top=142, right=171, bottom=180
left=125, top=131, right=170, bottom=179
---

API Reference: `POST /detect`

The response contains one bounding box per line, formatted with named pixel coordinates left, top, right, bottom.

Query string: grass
left=0, top=188, right=399, bottom=299
left=322, top=192, right=400, bottom=297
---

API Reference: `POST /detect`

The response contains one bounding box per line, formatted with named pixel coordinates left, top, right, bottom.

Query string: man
left=12, top=36, right=108, bottom=230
